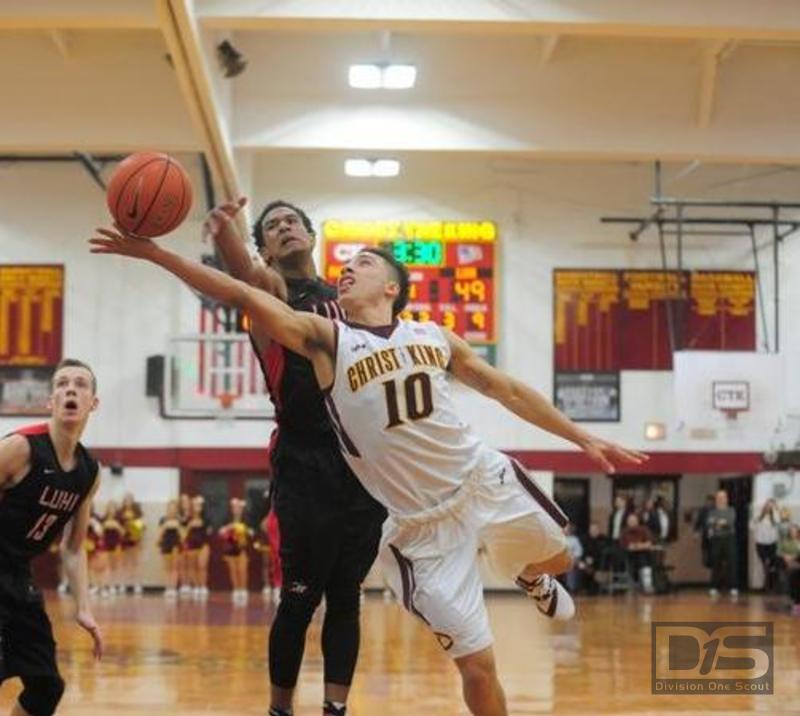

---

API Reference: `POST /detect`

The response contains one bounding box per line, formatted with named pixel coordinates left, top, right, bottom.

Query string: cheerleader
left=86, top=503, right=107, bottom=596
left=219, top=498, right=252, bottom=604
left=183, top=495, right=211, bottom=599
left=118, top=491, right=145, bottom=595
left=158, top=499, right=183, bottom=599
left=101, top=500, right=124, bottom=596
left=177, top=492, right=192, bottom=596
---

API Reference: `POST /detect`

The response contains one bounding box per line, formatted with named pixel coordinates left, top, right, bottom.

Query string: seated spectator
left=620, top=513, right=655, bottom=593
left=777, top=523, right=800, bottom=615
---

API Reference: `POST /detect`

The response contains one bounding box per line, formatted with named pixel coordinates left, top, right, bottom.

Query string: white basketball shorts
left=379, top=448, right=569, bottom=659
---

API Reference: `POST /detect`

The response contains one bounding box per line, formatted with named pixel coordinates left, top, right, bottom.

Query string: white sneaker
left=516, top=574, right=575, bottom=621
left=729, top=588, right=739, bottom=598
left=133, top=584, right=143, bottom=596
left=709, top=588, right=720, bottom=598
left=164, top=588, right=177, bottom=600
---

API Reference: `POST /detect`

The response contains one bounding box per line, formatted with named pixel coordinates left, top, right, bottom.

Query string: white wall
left=2, top=155, right=798, bottom=455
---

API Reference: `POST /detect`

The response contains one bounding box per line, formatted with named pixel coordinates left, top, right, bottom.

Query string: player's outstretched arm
left=61, top=479, right=103, bottom=659
left=0, top=434, right=31, bottom=489
left=203, top=196, right=288, bottom=302
left=443, top=328, right=648, bottom=473
left=89, top=228, right=334, bottom=362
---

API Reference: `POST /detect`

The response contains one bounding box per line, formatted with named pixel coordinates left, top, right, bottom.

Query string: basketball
left=106, top=152, right=193, bottom=238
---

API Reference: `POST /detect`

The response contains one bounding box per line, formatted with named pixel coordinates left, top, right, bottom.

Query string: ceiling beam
left=196, top=0, right=800, bottom=42
left=156, top=0, right=242, bottom=212
left=47, top=29, right=72, bottom=59
left=0, top=0, right=157, bottom=30
left=697, top=39, right=734, bottom=129
left=540, top=35, right=559, bottom=66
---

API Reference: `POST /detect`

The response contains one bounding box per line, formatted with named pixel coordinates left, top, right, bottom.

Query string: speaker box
left=145, top=355, right=165, bottom=397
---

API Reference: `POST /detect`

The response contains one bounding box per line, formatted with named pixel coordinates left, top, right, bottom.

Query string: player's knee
left=275, top=584, right=323, bottom=624
left=323, top=582, right=360, bottom=618
left=19, top=673, right=66, bottom=716
left=457, top=652, right=499, bottom=695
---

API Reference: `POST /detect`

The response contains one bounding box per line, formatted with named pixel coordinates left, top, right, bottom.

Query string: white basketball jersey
left=325, top=319, right=484, bottom=516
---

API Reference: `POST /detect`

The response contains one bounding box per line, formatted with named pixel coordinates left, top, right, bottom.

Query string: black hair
left=251, top=200, right=315, bottom=250
left=359, top=247, right=410, bottom=316
left=52, top=358, right=97, bottom=394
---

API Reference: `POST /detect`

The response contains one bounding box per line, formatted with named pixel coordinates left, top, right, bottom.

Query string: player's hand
left=577, top=435, right=648, bottom=473
left=89, top=226, right=159, bottom=260
left=76, top=609, right=104, bottom=660
left=203, top=196, right=247, bottom=240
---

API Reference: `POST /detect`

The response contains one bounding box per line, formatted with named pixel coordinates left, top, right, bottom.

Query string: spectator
left=694, top=494, right=715, bottom=569
left=777, top=523, right=800, bottom=616
left=654, top=497, right=670, bottom=542
left=578, top=522, right=607, bottom=595
left=752, top=499, right=780, bottom=592
left=608, top=495, right=632, bottom=543
left=706, top=489, right=738, bottom=597
left=778, top=507, right=793, bottom=540
left=620, top=513, right=655, bottom=593
left=563, top=524, right=584, bottom=593
left=640, top=499, right=660, bottom=540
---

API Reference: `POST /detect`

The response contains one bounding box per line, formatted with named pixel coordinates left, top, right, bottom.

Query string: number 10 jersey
left=325, top=319, right=484, bottom=518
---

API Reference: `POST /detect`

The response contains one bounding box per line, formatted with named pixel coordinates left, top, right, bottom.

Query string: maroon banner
left=0, top=265, right=64, bottom=366
left=554, top=269, right=755, bottom=372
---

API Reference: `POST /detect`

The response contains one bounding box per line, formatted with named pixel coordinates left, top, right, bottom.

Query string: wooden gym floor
left=0, top=591, right=797, bottom=715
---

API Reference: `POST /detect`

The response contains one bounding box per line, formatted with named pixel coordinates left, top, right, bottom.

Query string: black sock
left=269, top=708, right=292, bottom=716
left=323, top=700, right=346, bottom=716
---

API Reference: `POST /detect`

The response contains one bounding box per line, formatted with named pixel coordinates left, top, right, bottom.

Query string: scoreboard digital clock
left=386, top=239, right=444, bottom=267
left=322, top=220, right=497, bottom=364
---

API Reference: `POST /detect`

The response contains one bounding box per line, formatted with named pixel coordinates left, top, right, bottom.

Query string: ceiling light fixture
left=348, top=64, right=416, bottom=89
left=344, top=159, right=401, bottom=178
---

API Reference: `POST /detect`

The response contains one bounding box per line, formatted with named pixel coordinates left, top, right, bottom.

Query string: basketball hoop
left=215, top=392, right=238, bottom=423
left=722, top=408, right=742, bottom=422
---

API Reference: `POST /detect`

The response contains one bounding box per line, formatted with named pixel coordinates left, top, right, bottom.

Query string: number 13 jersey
left=325, top=319, right=483, bottom=517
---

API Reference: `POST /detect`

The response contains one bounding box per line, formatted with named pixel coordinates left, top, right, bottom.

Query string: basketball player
left=0, top=358, right=104, bottom=716
left=90, top=233, right=646, bottom=716
left=203, top=198, right=386, bottom=716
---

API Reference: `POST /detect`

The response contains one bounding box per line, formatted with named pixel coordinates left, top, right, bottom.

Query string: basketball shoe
left=516, top=574, right=575, bottom=620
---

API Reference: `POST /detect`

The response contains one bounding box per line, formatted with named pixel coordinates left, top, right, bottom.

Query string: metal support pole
left=657, top=220, right=676, bottom=356
left=748, top=224, right=771, bottom=352
left=773, top=206, right=780, bottom=353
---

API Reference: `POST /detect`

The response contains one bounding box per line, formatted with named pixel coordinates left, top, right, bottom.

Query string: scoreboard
left=322, top=220, right=497, bottom=363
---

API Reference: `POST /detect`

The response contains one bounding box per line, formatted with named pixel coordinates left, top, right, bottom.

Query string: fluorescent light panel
left=344, top=159, right=401, bottom=178
left=348, top=64, right=416, bottom=89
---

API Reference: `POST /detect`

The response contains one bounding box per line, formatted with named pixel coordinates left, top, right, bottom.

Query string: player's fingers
left=95, top=228, right=123, bottom=240
left=614, top=446, right=648, bottom=463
